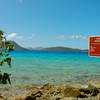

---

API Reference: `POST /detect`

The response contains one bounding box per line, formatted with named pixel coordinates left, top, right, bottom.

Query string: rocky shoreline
left=0, top=84, right=100, bottom=100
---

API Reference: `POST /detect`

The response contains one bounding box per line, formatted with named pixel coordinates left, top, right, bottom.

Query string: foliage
left=0, top=30, right=14, bottom=84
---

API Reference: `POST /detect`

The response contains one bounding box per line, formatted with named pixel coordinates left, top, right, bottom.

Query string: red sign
left=89, top=36, right=100, bottom=57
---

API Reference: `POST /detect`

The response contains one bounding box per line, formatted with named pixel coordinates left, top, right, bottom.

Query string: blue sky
left=0, top=0, right=100, bottom=49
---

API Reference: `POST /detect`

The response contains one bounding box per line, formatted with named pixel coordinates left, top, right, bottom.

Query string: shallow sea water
left=0, top=50, right=100, bottom=88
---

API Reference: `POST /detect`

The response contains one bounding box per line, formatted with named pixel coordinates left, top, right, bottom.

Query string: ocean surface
left=1, top=50, right=100, bottom=88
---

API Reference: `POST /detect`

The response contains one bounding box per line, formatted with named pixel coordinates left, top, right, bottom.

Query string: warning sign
left=89, top=36, right=100, bottom=57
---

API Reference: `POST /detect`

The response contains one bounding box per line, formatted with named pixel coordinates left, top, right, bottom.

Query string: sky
left=0, top=0, right=100, bottom=49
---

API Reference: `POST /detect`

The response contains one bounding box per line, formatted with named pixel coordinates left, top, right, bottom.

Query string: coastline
left=0, top=83, right=100, bottom=100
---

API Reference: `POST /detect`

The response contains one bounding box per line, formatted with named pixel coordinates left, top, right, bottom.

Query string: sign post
left=89, top=36, right=100, bottom=57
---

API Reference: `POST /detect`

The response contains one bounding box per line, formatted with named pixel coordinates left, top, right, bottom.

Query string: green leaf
left=0, top=52, right=4, bottom=56
left=0, top=30, right=14, bottom=84
left=4, top=58, right=12, bottom=68
left=0, top=37, right=4, bottom=40
left=0, top=30, right=4, bottom=36
left=2, top=73, right=11, bottom=84
left=0, top=60, right=4, bottom=66
left=5, top=42, right=14, bottom=52
left=5, top=54, right=10, bottom=57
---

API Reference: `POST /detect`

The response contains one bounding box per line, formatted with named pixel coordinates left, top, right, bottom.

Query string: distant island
left=40, top=47, right=88, bottom=52
left=4, top=41, right=88, bottom=52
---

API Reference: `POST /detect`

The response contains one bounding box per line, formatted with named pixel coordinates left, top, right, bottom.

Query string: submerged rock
left=24, top=96, right=36, bottom=100
left=40, top=83, right=55, bottom=90
left=31, top=89, right=43, bottom=97
left=0, top=93, right=6, bottom=100
left=15, top=98, right=23, bottom=100
left=63, top=86, right=80, bottom=97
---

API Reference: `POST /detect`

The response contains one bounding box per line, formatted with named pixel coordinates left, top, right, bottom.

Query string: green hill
left=40, top=46, right=88, bottom=52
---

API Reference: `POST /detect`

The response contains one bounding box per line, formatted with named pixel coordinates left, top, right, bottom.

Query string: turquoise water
left=1, top=50, right=100, bottom=87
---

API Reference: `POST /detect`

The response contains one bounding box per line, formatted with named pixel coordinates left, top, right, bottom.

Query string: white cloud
left=7, top=33, right=17, bottom=39
left=16, top=36, right=24, bottom=39
left=57, top=34, right=87, bottom=40
left=70, top=34, right=87, bottom=40
left=58, top=35, right=65, bottom=40
left=70, top=35, right=82, bottom=39
left=7, top=33, right=36, bottom=40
